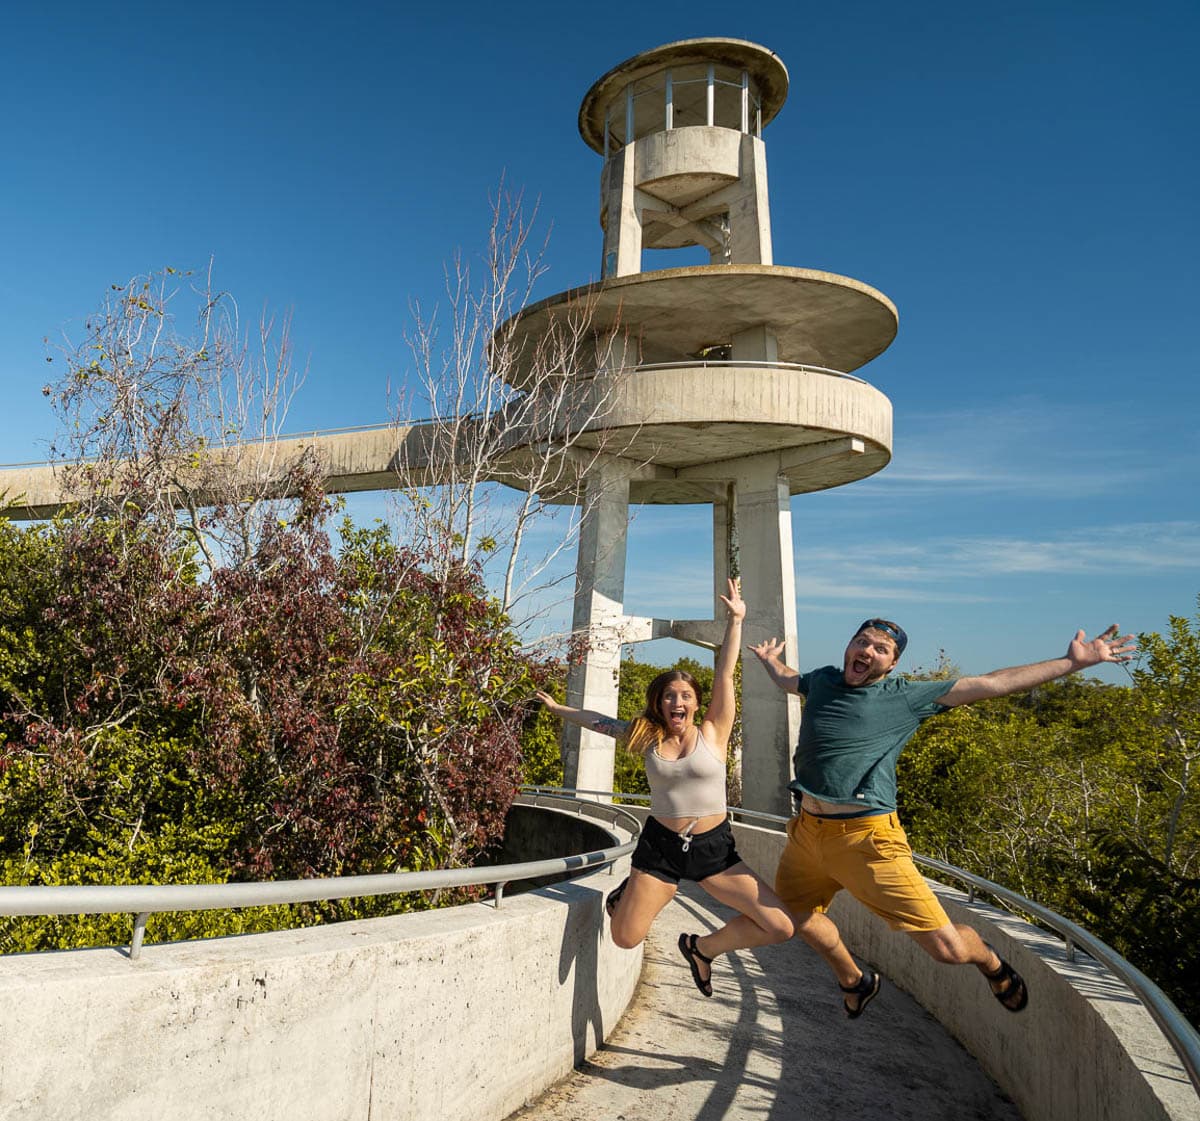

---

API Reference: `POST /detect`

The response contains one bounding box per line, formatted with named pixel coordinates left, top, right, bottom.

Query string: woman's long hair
left=626, top=669, right=704, bottom=756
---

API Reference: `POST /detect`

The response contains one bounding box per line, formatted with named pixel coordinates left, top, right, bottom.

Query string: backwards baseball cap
left=856, top=618, right=908, bottom=657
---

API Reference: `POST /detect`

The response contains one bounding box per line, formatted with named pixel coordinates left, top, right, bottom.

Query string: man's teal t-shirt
left=787, top=666, right=957, bottom=814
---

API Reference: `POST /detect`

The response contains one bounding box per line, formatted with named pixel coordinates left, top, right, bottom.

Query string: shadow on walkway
left=512, top=881, right=1023, bottom=1121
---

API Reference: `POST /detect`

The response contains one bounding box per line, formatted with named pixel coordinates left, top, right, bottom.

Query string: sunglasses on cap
left=856, top=618, right=908, bottom=656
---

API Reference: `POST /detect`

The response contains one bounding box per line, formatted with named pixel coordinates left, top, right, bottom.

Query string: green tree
left=1126, top=607, right=1200, bottom=875
left=897, top=608, right=1200, bottom=1025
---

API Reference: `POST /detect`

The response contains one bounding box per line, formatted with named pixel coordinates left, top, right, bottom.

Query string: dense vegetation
left=0, top=486, right=546, bottom=951
left=0, top=267, right=553, bottom=953
left=896, top=611, right=1199, bottom=1025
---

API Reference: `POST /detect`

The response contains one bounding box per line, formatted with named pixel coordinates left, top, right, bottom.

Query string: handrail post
left=129, top=911, right=150, bottom=960
left=494, top=882, right=505, bottom=909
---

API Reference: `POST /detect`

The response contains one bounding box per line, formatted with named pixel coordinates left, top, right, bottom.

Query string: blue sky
left=1, top=0, right=1197, bottom=680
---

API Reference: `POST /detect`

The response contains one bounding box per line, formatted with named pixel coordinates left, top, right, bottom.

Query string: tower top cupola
left=578, top=37, right=790, bottom=156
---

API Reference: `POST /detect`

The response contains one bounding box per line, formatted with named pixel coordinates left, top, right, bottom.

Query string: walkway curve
left=512, top=880, right=1021, bottom=1121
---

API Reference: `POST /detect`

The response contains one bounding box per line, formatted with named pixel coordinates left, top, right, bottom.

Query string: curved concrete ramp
left=514, top=881, right=1021, bottom=1121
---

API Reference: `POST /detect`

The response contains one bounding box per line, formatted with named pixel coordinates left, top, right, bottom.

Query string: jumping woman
left=536, top=579, right=793, bottom=996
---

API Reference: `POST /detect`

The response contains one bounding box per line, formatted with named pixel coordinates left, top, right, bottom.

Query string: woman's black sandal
left=840, top=966, right=881, bottom=1019
left=605, top=877, right=628, bottom=920
left=981, top=945, right=1029, bottom=1012
left=678, top=932, right=714, bottom=997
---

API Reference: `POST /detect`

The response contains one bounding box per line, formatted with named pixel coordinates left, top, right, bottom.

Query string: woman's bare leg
left=609, top=868, right=678, bottom=949
left=684, top=863, right=795, bottom=985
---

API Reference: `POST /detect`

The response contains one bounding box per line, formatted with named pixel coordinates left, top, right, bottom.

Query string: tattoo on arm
left=590, top=716, right=628, bottom=738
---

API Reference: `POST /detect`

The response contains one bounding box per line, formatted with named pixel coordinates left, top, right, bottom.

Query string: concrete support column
left=734, top=462, right=799, bottom=815
left=712, top=485, right=741, bottom=797
left=731, top=325, right=779, bottom=364
left=712, top=485, right=733, bottom=597
left=728, top=134, right=772, bottom=265
left=562, top=460, right=631, bottom=798
left=600, top=149, right=643, bottom=279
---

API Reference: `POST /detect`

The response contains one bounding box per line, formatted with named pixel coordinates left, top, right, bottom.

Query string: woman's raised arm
left=701, top=578, right=745, bottom=750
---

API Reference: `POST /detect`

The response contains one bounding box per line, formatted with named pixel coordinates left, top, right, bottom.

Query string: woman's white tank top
left=643, top=729, right=727, bottom=819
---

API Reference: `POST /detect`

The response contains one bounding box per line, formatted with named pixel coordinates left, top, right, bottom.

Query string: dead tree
left=394, top=188, right=643, bottom=635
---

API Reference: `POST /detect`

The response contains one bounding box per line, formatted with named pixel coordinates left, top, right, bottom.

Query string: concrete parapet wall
left=583, top=364, right=893, bottom=445
left=634, top=125, right=742, bottom=189
left=728, top=816, right=1195, bottom=1121
left=0, top=805, right=1191, bottom=1121
left=0, top=805, right=640, bottom=1121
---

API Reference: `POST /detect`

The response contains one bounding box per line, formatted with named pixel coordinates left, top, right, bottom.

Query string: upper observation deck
left=578, top=37, right=789, bottom=156
left=581, top=38, right=791, bottom=275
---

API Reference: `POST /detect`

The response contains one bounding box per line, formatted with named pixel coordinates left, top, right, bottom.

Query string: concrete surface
left=0, top=803, right=643, bottom=1121
left=501, top=266, right=899, bottom=379
left=561, top=362, right=893, bottom=494
left=512, top=880, right=1023, bottom=1121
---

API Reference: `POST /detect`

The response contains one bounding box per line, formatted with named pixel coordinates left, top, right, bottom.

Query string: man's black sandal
left=981, top=945, right=1029, bottom=1012
left=840, top=966, right=881, bottom=1019
left=678, top=932, right=714, bottom=997
left=605, top=877, right=628, bottom=920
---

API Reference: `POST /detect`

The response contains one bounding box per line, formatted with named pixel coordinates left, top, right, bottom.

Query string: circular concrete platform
left=500, top=266, right=898, bottom=387
left=489, top=362, right=891, bottom=503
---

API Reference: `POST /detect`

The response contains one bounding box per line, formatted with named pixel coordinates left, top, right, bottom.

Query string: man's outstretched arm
left=749, top=637, right=802, bottom=694
left=936, top=625, right=1136, bottom=708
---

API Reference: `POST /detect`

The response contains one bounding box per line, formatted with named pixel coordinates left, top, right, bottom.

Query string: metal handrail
left=628, top=358, right=867, bottom=384
left=0, top=792, right=640, bottom=960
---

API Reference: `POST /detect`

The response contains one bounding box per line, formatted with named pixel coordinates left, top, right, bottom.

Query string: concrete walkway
left=513, top=881, right=1023, bottom=1121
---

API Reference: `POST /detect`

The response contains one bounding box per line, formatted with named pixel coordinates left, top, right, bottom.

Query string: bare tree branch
left=391, top=188, right=645, bottom=641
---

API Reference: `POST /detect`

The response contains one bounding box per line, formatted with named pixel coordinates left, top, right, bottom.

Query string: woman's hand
left=718, top=577, right=746, bottom=623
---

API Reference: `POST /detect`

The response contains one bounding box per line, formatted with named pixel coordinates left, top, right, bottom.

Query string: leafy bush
left=0, top=486, right=545, bottom=952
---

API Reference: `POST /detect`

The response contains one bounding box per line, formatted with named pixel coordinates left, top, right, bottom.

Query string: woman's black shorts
left=631, top=815, right=742, bottom=884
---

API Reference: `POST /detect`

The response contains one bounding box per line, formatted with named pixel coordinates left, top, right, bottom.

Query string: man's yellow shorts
left=774, top=810, right=950, bottom=933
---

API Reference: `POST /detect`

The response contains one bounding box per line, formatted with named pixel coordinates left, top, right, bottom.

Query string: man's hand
left=748, top=637, right=800, bottom=694
left=749, top=637, right=786, bottom=665
left=1067, top=625, right=1137, bottom=670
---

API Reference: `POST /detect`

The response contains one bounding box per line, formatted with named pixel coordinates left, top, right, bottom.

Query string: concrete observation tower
left=501, top=38, right=898, bottom=814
